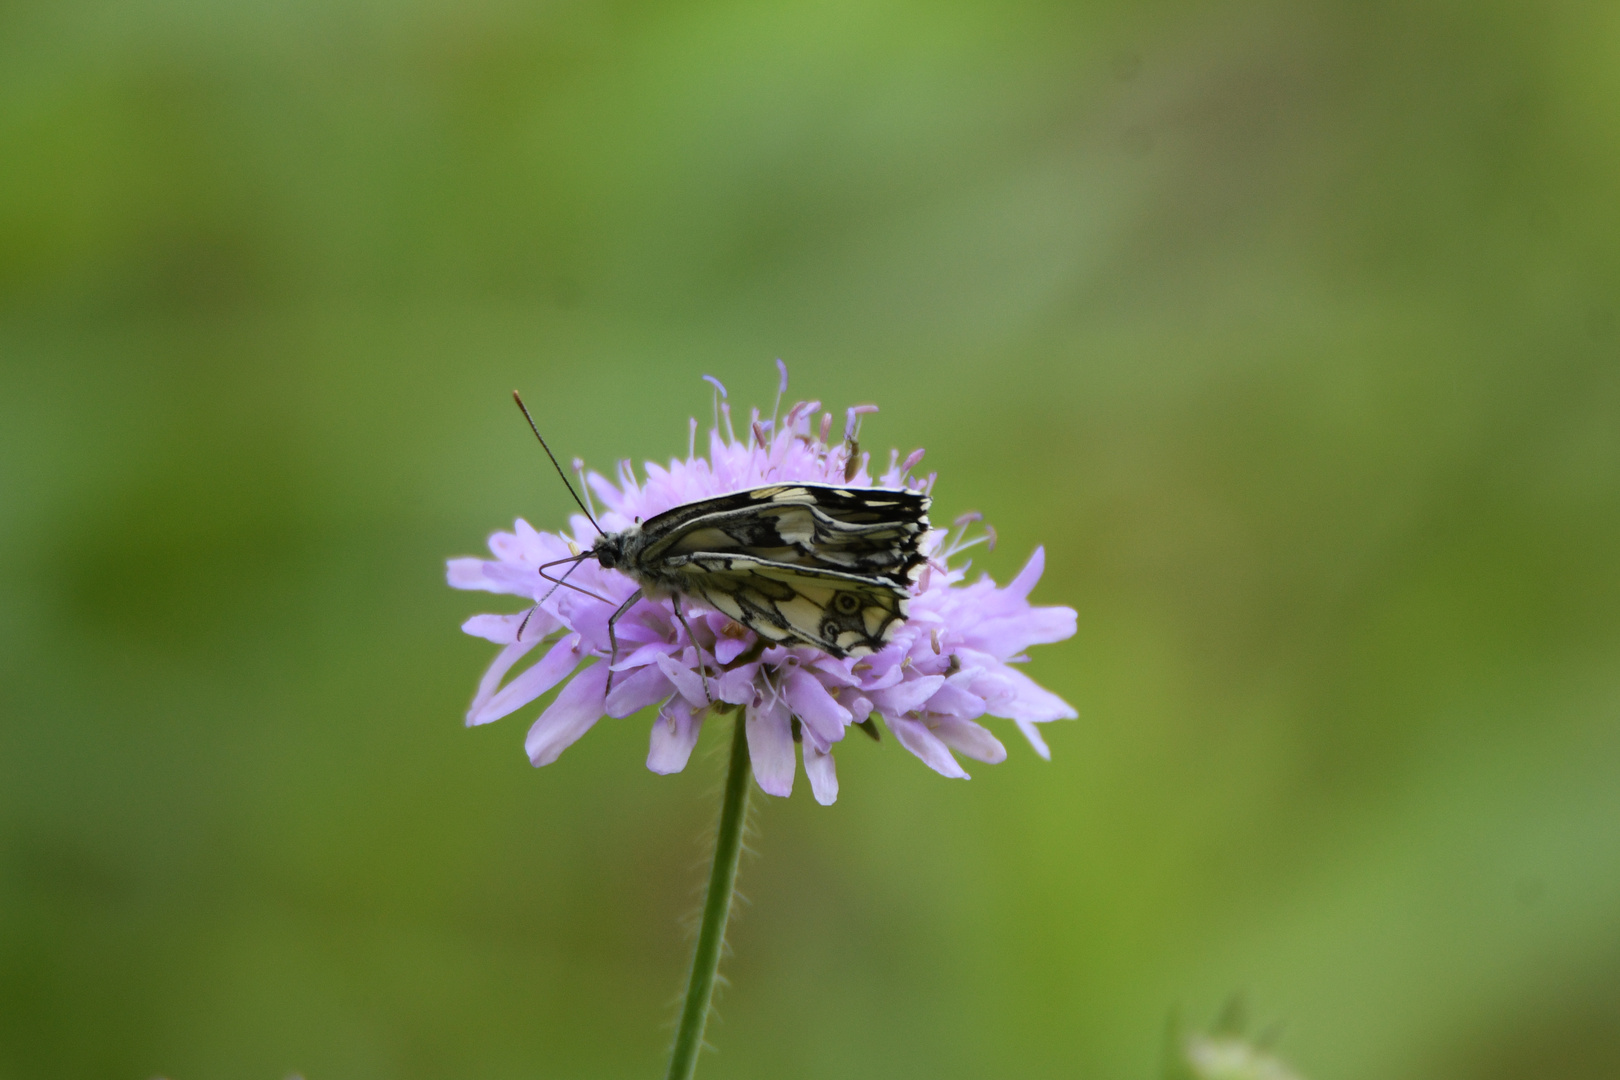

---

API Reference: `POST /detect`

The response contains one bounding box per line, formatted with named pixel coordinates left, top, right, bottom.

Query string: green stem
left=665, top=710, right=751, bottom=1080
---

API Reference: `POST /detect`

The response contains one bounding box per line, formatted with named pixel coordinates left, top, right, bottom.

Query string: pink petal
left=655, top=652, right=709, bottom=708
left=510, top=518, right=552, bottom=557
left=448, top=557, right=535, bottom=597
left=887, top=715, right=970, bottom=779
left=746, top=695, right=795, bottom=797
left=465, top=635, right=540, bottom=724
left=613, top=640, right=679, bottom=672
left=525, top=662, right=609, bottom=766
left=606, top=663, right=674, bottom=719
left=647, top=697, right=704, bottom=774
left=572, top=591, right=663, bottom=651
left=469, top=633, right=582, bottom=727
left=503, top=518, right=556, bottom=555
left=447, top=557, right=489, bottom=589
left=784, top=668, right=851, bottom=747
left=804, top=744, right=839, bottom=805
left=869, top=674, right=946, bottom=717
left=1006, top=545, right=1046, bottom=601
left=520, top=608, right=565, bottom=641
left=1015, top=719, right=1052, bottom=760
left=986, top=665, right=1077, bottom=723
left=929, top=717, right=1006, bottom=764
left=533, top=610, right=569, bottom=643
left=851, top=649, right=907, bottom=690
left=716, top=663, right=761, bottom=705
left=712, top=634, right=752, bottom=665
left=487, top=560, right=552, bottom=598
left=567, top=512, right=604, bottom=542
left=808, top=654, right=862, bottom=686
left=586, top=472, right=626, bottom=515
left=461, top=612, right=521, bottom=644
left=964, top=606, right=1077, bottom=657
left=922, top=679, right=987, bottom=720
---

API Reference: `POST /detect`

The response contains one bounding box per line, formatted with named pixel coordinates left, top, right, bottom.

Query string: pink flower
left=448, top=370, right=1076, bottom=804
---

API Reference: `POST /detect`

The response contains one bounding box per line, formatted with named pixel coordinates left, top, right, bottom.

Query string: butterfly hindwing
left=676, top=554, right=909, bottom=658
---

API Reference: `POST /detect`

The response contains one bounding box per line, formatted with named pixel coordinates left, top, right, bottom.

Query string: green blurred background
left=4, top=1, right=1619, bottom=1077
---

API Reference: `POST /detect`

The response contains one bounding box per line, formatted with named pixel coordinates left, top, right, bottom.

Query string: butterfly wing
left=623, top=484, right=932, bottom=657
left=673, top=553, right=911, bottom=658
left=640, top=484, right=931, bottom=585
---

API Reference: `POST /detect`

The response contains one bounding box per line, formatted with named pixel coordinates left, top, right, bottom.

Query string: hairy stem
left=665, top=711, right=751, bottom=1080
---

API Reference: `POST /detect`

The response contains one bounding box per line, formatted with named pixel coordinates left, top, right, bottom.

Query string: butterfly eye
left=833, top=592, right=861, bottom=615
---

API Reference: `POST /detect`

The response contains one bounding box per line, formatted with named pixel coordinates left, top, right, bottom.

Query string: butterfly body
left=589, top=483, right=931, bottom=659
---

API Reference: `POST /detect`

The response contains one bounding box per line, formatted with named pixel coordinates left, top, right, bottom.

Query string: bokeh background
left=4, top=1, right=1619, bottom=1077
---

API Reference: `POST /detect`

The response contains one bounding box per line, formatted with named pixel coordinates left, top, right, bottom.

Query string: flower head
left=448, top=369, right=1076, bottom=804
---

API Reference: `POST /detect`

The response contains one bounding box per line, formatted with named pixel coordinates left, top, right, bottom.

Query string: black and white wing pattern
left=640, top=484, right=931, bottom=583
left=682, top=555, right=913, bottom=657
left=631, top=484, right=931, bottom=657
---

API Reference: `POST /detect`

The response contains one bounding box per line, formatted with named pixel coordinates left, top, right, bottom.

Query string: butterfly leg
left=604, top=590, right=642, bottom=698
left=670, top=595, right=714, bottom=706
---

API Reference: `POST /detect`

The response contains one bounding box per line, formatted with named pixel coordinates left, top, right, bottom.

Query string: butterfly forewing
left=642, top=485, right=930, bottom=584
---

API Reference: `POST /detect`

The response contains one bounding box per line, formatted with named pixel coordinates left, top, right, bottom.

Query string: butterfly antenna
left=536, top=553, right=603, bottom=605
left=512, top=391, right=604, bottom=537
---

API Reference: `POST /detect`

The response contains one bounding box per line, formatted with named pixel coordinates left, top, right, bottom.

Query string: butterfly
left=512, top=393, right=931, bottom=695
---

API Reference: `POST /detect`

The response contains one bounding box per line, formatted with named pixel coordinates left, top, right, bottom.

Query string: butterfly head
left=589, top=531, right=630, bottom=571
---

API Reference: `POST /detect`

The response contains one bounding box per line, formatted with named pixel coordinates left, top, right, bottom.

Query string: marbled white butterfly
left=512, top=392, right=931, bottom=694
